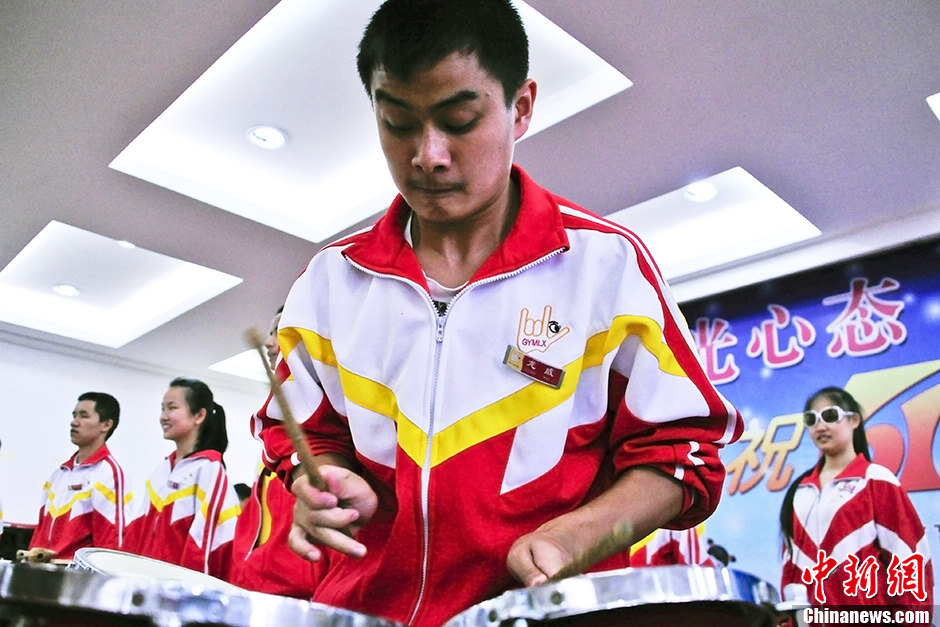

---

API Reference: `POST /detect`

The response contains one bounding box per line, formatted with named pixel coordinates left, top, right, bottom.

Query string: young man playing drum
left=254, top=1, right=743, bottom=625
left=27, top=392, right=128, bottom=562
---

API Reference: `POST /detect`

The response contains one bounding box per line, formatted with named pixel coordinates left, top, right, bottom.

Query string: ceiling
left=2, top=0, right=938, bottom=390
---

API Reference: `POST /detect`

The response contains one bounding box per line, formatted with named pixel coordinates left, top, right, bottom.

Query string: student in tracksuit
left=254, top=2, right=744, bottom=625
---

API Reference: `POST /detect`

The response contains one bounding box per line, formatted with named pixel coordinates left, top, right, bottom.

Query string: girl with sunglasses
left=778, top=386, right=933, bottom=615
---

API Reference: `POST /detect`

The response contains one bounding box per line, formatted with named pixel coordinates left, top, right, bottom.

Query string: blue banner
left=681, top=238, right=940, bottom=597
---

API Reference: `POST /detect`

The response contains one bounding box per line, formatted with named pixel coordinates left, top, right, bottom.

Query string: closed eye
left=383, top=119, right=415, bottom=136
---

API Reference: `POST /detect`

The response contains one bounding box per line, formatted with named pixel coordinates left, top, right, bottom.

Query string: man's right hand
left=288, top=464, right=378, bottom=561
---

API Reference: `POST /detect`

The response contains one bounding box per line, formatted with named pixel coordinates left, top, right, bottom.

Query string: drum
left=70, top=548, right=242, bottom=595
left=0, top=557, right=401, bottom=627
left=444, top=566, right=781, bottom=627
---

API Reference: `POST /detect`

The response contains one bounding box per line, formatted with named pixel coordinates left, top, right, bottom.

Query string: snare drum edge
left=0, top=560, right=402, bottom=627
left=444, top=566, right=781, bottom=627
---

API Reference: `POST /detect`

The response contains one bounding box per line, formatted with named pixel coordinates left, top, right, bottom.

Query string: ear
left=512, top=78, right=537, bottom=141
left=194, top=408, right=207, bottom=426
left=100, top=419, right=113, bottom=435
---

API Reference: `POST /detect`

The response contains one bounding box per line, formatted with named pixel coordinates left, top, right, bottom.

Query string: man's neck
left=411, top=182, right=519, bottom=288
left=75, top=442, right=104, bottom=465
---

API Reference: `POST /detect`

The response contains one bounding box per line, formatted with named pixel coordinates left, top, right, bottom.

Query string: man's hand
left=288, top=464, right=378, bottom=561
left=507, top=523, right=576, bottom=587
left=506, top=467, right=684, bottom=587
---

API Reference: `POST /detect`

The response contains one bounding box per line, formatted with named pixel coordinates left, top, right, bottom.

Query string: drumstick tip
left=244, top=326, right=266, bottom=351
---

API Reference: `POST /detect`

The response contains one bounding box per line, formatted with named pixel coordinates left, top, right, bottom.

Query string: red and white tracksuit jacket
left=229, top=464, right=325, bottom=596
left=28, top=444, right=128, bottom=560
left=630, top=524, right=715, bottom=567
left=255, top=165, right=743, bottom=626
left=781, top=454, right=933, bottom=612
left=126, top=450, right=239, bottom=579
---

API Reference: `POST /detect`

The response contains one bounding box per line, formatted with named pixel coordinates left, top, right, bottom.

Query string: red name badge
left=504, top=346, right=565, bottom=388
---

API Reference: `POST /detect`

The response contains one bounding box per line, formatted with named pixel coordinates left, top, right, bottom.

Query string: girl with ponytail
left=126, top=378, right=240, bottom=579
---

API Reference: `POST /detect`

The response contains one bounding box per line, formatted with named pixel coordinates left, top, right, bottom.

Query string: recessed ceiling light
left=118, top=240, right=136, bottom=249
left=607, top=166, right=820, bottom=280
left=109, top=0, right=631, bottom=244
left=927, top=92, right=940, bottom=124
left=52, top=283, right=81, bottom=297
left=0, top=221, right=242, bottom=348
left=247, top=125, right=287, bottom=149
left=683, top=180, right=718, bottom=203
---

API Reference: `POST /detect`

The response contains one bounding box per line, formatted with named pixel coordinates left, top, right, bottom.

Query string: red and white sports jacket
left=229, top=464, right=325, bottom=597
left=255, top=165, right=743, bottom=627
left=630, top=524, right=715, bottom=567
left=781, top=454, right=933, bottom=611
left=28, top=444, right=128, bottom=560
left=126, top=450, right=239, bottom=579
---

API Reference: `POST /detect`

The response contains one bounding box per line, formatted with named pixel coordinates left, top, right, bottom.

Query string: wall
left=0, top=337, right=268, bottom=526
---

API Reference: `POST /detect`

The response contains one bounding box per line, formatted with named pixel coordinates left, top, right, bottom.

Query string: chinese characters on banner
left=679, top=238, right=940, bottom=599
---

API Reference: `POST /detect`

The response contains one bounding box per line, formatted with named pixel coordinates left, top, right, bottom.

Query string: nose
left=412, top=126, right=451, bottom=172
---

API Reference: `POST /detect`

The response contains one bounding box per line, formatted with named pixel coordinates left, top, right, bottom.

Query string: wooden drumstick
left=245, top=327, right=328, bottom=492
left=548, top=521, right=633, bottom=582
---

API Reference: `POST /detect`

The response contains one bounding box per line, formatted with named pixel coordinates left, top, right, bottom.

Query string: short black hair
left=78, top=391, right=120, bottom=440
left=234, top=483, right=251, bottom=501
left=357, top=0, right=529, bottom=107
left=169, top=377, right=228, bottom=456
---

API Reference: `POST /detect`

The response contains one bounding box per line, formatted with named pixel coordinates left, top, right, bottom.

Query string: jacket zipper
left=347, top=248, right=565, bottom=624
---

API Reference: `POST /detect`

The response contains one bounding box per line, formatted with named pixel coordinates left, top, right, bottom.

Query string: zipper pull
left=436, top=316, right=445, bottom=342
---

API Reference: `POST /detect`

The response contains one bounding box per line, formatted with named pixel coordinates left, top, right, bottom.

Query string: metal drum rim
left=443, top=565, right=781, bottom=626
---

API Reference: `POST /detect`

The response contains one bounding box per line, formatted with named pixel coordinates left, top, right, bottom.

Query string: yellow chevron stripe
left=94, top=482, right=117, bottom=505
left=290, top=315, right=684, bottom=467
left=46, top=490, right=92, bottom=518
left=433, top=314, right=684, bottom=465
left=147, top=481, right=235, bottom=528
left=146, top=480, right=197, bottom=513
left=338, top=365, right=427, bottom=466
left=218, top=504, right=241, bottom=527
left=196, top=485, right=209, bottom=519
left=616, top=314, right=684, bottom=376
left=282, top=326, right=337, bottom=366
left=259, top=473, right=273, bottom=545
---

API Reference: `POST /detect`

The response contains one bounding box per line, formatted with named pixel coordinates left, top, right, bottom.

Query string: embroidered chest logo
left=516, top=305, right=569, bottom=352
left=837, top=480, right=859, bottom=496
left=504, top=305, right=570, bottom=388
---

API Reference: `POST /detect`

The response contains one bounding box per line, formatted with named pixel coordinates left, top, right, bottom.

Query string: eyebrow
left=374, top=88, right=480, bottom=112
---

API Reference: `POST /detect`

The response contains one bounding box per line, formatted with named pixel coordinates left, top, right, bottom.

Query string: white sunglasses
left=803, top=405, right=855, bottom=427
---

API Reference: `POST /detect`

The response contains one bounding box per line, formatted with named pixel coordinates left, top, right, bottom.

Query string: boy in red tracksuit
left=28, top=392, right=128, bottom=561
left=255, top=2, right=743, bottom=625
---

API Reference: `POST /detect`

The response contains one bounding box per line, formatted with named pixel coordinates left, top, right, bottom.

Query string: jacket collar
left=63, top=443, right=111, bottom=469
left=342, top=165, right=569, bottom=287
left=168, top=448, right=224, bottom=468
left=803, top=452, right=869, bottom=487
